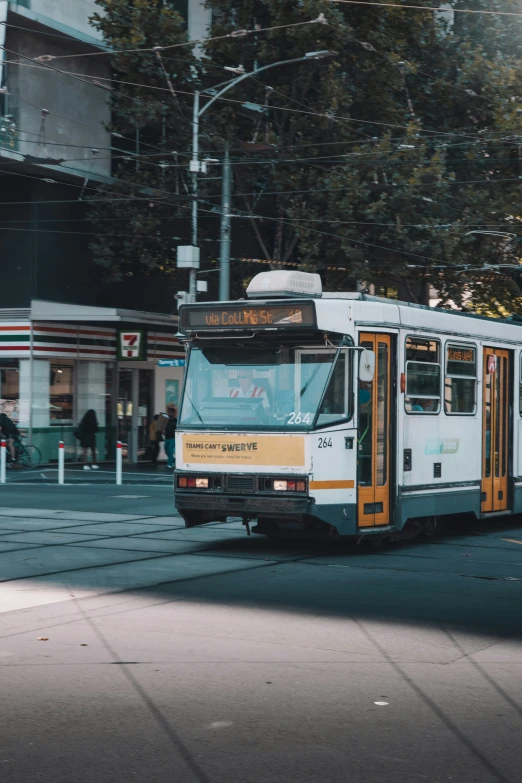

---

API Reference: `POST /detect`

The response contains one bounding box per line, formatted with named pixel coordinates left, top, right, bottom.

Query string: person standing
left=0, top=412, right=20, bottom=467
left=164, top=406, right=177, bottom=469
left=79, top=409, right=99, bottom=470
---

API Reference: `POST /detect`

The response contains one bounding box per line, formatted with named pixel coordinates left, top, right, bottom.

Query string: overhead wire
left=328, top=22, right=498, bottom=106
left=197, top=202, right=439, bottom=264
left=197, top=174, right=522, bottom=202
left=23, top=18, right=323, bottom=61
left=3, top=48, right=502, bottom=142
left=0, top=20, right=104, bottom=43
left=2, top=10, right=521, bottom=263
left=14, top=93, right=167, bottom=154
left=0, top=213, right=517, bottom=230
left=328, top=0, right=522, bottom=16
left=0, top=225, right=176, bottom=239
left=0, top=164, right=180, bottom=204
left=4, top=13, right=521, bottom=163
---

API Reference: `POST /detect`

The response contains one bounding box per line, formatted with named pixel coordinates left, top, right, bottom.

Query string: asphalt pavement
left=0, top=485, right=521, bottom=782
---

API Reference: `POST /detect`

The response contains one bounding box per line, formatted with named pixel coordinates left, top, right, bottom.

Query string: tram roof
left=321, top=291, right=522, bottom=328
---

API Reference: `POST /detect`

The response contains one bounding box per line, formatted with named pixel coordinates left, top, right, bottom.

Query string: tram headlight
left=272, top=478, right=307, bottom=492
left=177, top=476, right=210, bottom=489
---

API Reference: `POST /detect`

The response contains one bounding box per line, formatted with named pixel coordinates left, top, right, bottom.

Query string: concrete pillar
left=77, top=362, right=106, bottom=426
left=130, top=368, right=139, bottom=463
left=19, top=359, right=50, bottom=428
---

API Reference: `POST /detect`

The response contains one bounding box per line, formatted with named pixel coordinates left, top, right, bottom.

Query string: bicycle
left=5, top=437, right=42, bottom=469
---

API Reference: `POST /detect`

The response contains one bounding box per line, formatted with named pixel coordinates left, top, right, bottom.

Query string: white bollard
left=0, top=439, right=6, bottom=484
left=116, top=441, right=123, bottom=485
left=58, top=440, right=65, bottom=485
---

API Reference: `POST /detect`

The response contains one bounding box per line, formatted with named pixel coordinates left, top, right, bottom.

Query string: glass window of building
left=50, top=362, right=74, bottom=425
left=0, top=360, right=20, bottom=421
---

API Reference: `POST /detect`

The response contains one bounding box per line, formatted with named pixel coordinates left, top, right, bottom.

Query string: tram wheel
left=421, top=516, right=439, bottom=538
left=183, top=512, right=203, bottom=528
left=361, top=534, right=385, bottom=550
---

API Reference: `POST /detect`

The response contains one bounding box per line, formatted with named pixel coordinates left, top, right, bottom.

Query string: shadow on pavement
left=3, top=510, right=522, bottom=640
left=118, top=514, right=522, bottom=639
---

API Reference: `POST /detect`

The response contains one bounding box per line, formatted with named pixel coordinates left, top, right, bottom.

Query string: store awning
left=30, top=300, right=178, bottom=327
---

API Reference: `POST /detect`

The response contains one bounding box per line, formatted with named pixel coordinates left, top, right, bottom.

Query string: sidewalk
left=2, top=461, right=174, bottom=485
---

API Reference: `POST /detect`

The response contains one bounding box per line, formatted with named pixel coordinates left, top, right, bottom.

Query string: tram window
left=518, top=353, right=522, bottom=416
left=179, top=345, right=352, bottom=430
left=316, top=350, right=349, bottom=426
left=405, top=337, right=441, bottom=413
left=444, top=344, right=476, bottom=415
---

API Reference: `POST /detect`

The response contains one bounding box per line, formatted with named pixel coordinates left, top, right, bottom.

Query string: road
left=0, top=485, right=521, bottom=782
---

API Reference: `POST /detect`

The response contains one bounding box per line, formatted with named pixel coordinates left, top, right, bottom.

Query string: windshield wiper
left=300, top=361, right=325, bottom=399
left=185, top=390, right=204, bottom=424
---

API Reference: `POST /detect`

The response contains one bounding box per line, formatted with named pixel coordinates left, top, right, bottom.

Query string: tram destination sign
left=180, top=302, right=316, bottom=330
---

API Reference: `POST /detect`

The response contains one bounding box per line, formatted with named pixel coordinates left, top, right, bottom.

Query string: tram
left=174, top=270, right=522, bottom=540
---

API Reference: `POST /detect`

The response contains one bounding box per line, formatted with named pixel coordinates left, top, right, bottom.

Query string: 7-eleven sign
left=118, top=330, right=145, bottom=360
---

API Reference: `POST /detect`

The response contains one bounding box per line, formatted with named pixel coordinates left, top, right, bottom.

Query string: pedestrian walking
left=149, top=412, right=168, bottom=467
left=78, top=409, right=99, bottom=470
left=164, top=406, right=177, bottom=469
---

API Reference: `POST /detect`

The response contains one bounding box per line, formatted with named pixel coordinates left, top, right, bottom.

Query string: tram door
left=358, top=334, right=392, bottom=527
left=482, top=348, right=510, bottom=513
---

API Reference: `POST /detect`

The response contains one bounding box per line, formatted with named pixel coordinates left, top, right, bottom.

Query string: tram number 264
left=318, top=437, right=333, bottom=449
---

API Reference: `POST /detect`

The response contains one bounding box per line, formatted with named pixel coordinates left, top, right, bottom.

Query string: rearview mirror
left=359, top=349, right=375, bottom=383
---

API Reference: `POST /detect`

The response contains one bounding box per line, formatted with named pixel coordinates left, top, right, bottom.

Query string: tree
left=88, top=0, right=198, bottom=283
left=89, top=0, right=522, bottom=311
left=205, top=0, right=522, bottom=308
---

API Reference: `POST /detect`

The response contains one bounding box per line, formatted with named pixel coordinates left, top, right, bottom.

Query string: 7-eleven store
left=0, top=301, right=185, bottom=464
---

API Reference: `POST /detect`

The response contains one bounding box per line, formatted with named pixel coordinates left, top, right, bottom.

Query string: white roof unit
left=246, top=270, right=322, bottom=299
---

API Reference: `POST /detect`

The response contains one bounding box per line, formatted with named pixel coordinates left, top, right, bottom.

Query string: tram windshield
left=179, top=345, right=352, bottom=430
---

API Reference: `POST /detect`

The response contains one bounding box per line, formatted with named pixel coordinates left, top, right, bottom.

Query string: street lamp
left=181, top=50, right=337, bottom=302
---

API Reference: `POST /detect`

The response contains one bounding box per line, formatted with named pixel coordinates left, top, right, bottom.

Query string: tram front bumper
left=175, top=491, right=312, bottom=516
left=174, top=492, right=358, bottom=537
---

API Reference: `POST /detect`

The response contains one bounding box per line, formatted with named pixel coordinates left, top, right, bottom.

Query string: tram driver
left=230, top=368, right=270, bottom=408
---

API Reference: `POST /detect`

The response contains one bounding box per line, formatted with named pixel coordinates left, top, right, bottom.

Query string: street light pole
left=189, top=50, right=336, bottom=303
left=189, top=90, right=200, bottom=303
left=219, top=143, right=231, bottom=301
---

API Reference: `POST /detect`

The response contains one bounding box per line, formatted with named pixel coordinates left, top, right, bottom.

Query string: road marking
left=108, top=495, right=151, bottom=499
left=501, top=538, right=522, bottom=545
left=0, top=508, right=151, bottom=522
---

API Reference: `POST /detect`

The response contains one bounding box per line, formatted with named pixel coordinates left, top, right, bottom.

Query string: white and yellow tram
left=174, top=270, right=521, bottom=540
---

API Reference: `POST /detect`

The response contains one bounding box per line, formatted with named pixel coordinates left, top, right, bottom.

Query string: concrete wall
left=6, top=26, right=111, bottom=177
left=188, top=0, right=211, bottom=53
left=11, top=0, right=103, bottom=42
left=77, top=361, right=106, bottom=426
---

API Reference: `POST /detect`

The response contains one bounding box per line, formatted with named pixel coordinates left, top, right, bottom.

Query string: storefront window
left=50, top=361, right=74, bottom=425
left=0, top=360, right=20, bottom=421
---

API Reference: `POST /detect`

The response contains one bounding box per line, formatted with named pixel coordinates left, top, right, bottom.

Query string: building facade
left=0, top=301, right=185, bottom=462
left=0, top=1, right=218, bottom=462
